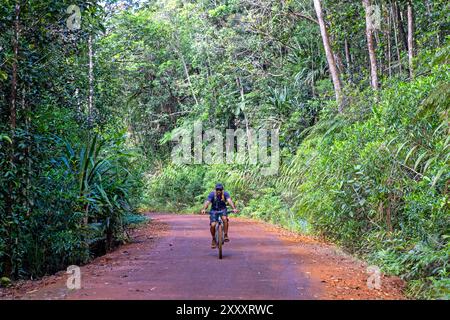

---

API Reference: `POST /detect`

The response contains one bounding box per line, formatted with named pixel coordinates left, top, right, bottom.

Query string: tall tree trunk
left=363, top=0, right=379, bottom=90
left=313, top=0, right=344, bottom=111
left=5, top=0, right=21, bottom=277
left=375, top=31, right=383, bottom=77
left=23, top=86, right=32, bottom=218
left=88, top=34, right=94, bottom=127
left=407, top=0, right=414, bottom=79
left=391, top=2, right=403, bottom=74
left=386, top=4, right=392, bottom=78
left=395, top=2, right=408, bottom=51
left=10, top=1, right=20, bottom=130
left=179, top=51, right=199, bottom=106
left=83, top=34, right=95, bottom=227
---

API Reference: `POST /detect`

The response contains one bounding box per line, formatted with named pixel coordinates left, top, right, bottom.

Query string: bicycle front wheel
left=217, top=224, right=223, bottom=259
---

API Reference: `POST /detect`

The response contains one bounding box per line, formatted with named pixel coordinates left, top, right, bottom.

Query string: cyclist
left=201, top=183, right=238, bottom=249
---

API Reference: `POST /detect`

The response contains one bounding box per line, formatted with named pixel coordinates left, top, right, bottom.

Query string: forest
left=0, top=0, right=448, bottom=299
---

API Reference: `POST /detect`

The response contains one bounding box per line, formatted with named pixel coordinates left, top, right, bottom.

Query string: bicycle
left=210, top=209, right=229, bottom=260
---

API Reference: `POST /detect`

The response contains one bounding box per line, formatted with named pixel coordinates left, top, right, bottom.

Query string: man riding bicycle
left=201, top=183, right=238, bottom=249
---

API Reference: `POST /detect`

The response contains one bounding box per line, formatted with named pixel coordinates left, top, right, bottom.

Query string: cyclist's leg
left=210, top=223, right=216, bottom=237
left=220, top=209, right=230, bottom=241
left=209, top=211, right=219, bottom=248
left=209, top=211, right=216, bottom=237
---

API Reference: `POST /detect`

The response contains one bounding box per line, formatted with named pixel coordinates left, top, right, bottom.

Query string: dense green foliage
left=0, top=1, right=145, bottom=278
left=1, top=0, right=448, bottom=299
left=138, top=1, right=449, bottom=299
left=280, top=59, right=449, bottom=298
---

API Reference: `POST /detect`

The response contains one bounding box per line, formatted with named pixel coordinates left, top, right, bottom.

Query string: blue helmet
left=215, top=183, right=224, bottom=190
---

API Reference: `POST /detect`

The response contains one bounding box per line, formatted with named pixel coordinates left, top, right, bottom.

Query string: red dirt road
left=1, top=213, right=405, bottom=300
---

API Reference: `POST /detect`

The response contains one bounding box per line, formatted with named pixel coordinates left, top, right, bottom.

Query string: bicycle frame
left=215, top=215, right=224, bottom=242
left=210, top=209, right=229, bottom=259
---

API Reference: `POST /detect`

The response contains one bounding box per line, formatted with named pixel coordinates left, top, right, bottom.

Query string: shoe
left=224, top=234, right=230, bottom=242
left=211, top=239, right=217, bottom=249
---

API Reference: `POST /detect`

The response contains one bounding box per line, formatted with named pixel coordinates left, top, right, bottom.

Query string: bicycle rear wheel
left=217, top=224, right=223, bottom=259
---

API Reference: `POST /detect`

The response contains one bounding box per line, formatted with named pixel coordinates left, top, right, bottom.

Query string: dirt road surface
left=0, top=213, right=405, bottom=300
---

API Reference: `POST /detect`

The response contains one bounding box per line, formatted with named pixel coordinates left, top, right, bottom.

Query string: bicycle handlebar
left=208, top=208, right=239, bottom=214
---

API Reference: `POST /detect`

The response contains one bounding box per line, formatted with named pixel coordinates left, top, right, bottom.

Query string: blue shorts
left=209, top=209, right=228, bottom=225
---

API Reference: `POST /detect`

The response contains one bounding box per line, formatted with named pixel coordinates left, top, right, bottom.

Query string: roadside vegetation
left=1, top=0, right=448, bottom=298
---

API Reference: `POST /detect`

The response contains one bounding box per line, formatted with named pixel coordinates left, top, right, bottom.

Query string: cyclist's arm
left=201, top=200, right=211, bottom=214
left=227, top=198, right=238, bottom=212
